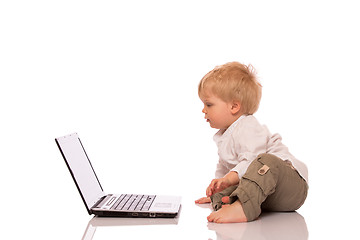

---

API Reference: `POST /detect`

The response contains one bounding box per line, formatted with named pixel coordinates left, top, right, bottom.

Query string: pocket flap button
left=258, top=165, right=270, bottom=175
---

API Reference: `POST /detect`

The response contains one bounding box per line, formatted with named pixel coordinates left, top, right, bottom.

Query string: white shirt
left=213, top=115, right=308, bottom=182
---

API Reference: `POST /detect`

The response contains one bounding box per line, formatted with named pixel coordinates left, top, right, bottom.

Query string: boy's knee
left=256, top=153, right=283, bottom=168
left=242, top=154, right=280, bottom=195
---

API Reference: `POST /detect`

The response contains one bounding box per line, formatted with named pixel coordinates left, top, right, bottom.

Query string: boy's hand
left=206, top=171, right=239, bottom=197
left=206, top=178, right=231, bottom=197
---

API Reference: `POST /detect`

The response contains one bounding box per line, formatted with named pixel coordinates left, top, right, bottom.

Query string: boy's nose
left=202, top=108, right=206, bottom=114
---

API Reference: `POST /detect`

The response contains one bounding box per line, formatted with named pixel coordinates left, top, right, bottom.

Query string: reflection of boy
left=195, top=62, right=308, bottom=223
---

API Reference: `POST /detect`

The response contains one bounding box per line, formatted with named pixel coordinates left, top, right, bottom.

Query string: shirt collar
left=213, top=115, right=247, bottom=143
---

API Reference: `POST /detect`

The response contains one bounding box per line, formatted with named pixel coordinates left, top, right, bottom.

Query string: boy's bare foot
left=207, top=200, right=247, bottom=223
left=195, top=197, right=211, bottom=204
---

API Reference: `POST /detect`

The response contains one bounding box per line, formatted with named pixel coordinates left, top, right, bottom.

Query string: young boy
left=195, top=62, right=308, bottom=223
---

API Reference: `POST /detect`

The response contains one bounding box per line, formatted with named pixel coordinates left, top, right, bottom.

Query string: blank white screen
left=56, top=133, right=104, bottom=210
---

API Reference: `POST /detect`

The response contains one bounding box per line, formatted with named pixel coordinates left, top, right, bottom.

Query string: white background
left=1, top=0, right=359, bottom=239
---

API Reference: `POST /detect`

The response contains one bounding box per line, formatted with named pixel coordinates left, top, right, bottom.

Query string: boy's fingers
left=206, top=188, right=213, bottom=197
left=207, top=180, right=216, bottom=196
left=206, top=188, right=210, bottom=197
left=216, top=181, right=222, bottom=190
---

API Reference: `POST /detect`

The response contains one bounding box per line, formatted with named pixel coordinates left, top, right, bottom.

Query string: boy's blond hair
left=198, top=62, right=262, bottom=115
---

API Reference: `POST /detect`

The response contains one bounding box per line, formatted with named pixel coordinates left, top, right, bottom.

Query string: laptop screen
left=56, top=133, right=104, bottom=212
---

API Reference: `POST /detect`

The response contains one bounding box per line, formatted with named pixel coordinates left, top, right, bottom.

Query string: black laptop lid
left=55, top=133, right=104, bottom=213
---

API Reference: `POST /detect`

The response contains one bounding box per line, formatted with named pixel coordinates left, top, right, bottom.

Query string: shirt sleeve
left=230, top=153, right=258, bottom=178
left=215, top=160, right=228, bottom=178
left=230, top=124, right=269, bottom=179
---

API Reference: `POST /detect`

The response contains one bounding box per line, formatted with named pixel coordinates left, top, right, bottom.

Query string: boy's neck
left=223, top=114, right=247, bottom=131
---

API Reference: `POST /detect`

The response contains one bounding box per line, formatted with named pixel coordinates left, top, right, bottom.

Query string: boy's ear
left=230, top=100, right=241, bottom=115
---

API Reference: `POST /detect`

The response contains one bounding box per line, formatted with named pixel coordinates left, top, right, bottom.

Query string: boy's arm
left=195, top=172, right=239, bottom=203
left=206, top=171, right=239, bottom=197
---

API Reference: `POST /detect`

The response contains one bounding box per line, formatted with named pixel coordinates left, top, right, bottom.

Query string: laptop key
left=142, top=195, right=155, bottom=211
left=135, top=195, right=147, bottom=211
left=128, top=195, right=142, bottom=211
left=115, top=194, right=131, bottom=210
left=124, top=195, right=138, bottom=210
left=111, top=194, right=125, bottom=210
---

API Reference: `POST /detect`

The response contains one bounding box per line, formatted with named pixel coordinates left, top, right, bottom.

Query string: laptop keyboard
left=110, top=194, right=155, bottom=211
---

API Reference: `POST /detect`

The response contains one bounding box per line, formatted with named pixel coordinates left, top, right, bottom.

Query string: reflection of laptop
left=55, top=133, right=181, bottom=218
left=82, top=215, right=180, bottom=240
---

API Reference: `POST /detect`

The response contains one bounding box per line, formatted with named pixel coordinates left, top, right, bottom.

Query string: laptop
left=55, top=133, right=181, bottom=218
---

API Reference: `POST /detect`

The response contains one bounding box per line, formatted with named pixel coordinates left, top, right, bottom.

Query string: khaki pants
left=210, top=153, right=308, bottom=222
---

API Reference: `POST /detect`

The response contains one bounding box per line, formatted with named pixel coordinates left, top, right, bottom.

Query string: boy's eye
left=206, top=103, right=213, bottom=107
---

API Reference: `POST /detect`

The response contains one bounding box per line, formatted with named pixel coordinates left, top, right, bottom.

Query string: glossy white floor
left=82, top=201, right=308, bottom=240
left=1, top=1, right=359, bottom=239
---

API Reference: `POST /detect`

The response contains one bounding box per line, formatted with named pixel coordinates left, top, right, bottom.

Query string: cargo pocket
left=242, top=159, right=278, bottom=196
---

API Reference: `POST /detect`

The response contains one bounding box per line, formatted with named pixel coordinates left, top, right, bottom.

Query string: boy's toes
left=195, top=197, right=211, bottom=204
left=207, top=212, right=216, bottom=222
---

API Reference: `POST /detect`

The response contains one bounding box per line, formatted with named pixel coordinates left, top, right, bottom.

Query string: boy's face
left=200, top=91, right=239, bottom=130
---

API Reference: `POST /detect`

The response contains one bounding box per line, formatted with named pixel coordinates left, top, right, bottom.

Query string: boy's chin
left=209, top=124, right=220, bottom=129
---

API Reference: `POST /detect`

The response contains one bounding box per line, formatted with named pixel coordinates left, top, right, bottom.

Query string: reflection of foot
left=207, top=200, right=248, bottom=223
